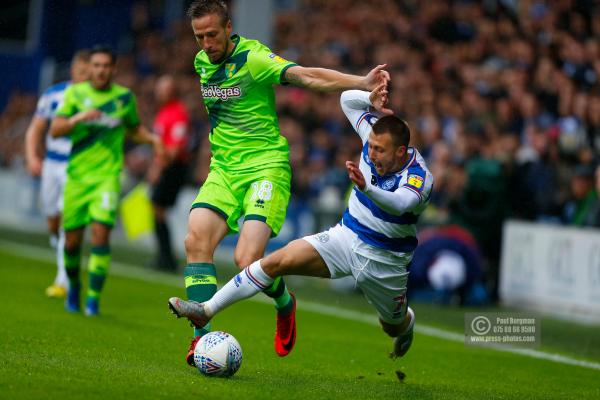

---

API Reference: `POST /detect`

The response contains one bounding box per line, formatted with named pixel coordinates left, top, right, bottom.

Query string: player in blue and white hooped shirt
left=169, top=81, right=432, bottom=359
left=24, top=50, right=90, bottom=298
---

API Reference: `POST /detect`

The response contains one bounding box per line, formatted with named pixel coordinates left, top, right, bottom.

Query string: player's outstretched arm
left=284, top=64, right=390, bottom=92
left=24, top=116, right=48, bottom=176
left=49, top=110, right=102, bottom=137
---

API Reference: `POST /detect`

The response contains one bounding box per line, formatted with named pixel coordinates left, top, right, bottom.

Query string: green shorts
left=62, top=176, right=120, bottom=231
left=192, top=166, right=291, bottom=236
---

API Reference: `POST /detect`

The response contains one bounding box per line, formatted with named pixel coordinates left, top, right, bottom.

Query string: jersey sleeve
left=402, top=167, right=433, bottom=203
left=361, top=182, right=421, bottom=215
left=247, top=47, right=297, bottom=86
left=340, top=90, right=378, bottom=143
left=55, top=86, right=77, bottom=118
left=123, top=92, right=141, bottom=129
left=35, top=92, right=52, bottom=120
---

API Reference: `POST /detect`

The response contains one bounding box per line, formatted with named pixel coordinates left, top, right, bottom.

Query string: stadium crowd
left=2, top=0, right=600, bottom=296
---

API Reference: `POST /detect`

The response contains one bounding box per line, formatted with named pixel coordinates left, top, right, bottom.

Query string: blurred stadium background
left=1, top=0, right=600, bottom=345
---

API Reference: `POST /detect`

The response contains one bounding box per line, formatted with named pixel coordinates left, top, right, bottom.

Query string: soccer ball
left=193, top=331, right=243, bottom=377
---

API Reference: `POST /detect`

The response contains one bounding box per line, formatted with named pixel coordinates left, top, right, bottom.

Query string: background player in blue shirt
left=24, top=50, right=90, bottom=298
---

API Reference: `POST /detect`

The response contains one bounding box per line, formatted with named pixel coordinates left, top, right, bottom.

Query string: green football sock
left=263, top=277, right=293, bottom=315
left=87, top=246, right=111, bottom=299
left=64, top=247, right=81, bottom=288
left=185, top=263, right=217, bottom=337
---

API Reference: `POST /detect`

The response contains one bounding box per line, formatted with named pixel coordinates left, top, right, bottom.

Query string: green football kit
left=56, top=81, right=140, bottom=311
left=187, top=35, right=297, bottom=338
left=56, top=81, right=140, bottom=230
left=192, top=34, right=297, bottom=235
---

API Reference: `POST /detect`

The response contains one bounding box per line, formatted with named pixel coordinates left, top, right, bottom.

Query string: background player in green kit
left=174, top=0, right=390, bottom=364
left=50, top=46, right=163, bottom=316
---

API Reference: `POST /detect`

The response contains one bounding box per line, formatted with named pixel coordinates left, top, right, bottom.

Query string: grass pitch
left=1, top=240, right=599, bottom=400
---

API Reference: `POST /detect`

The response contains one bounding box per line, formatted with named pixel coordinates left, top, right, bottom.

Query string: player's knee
left=64, top=242, right=79, bottom=253
left=89, top=222, right=110, bottom=244
left=184, top=231, right=200, bottom=253
left=91, top=230, right=109, bottom=246
left=184, top=229, right=211, bottom=257
left=234, top=252, right=259, bottom=269
left=64, top=237, right=81, bottom=253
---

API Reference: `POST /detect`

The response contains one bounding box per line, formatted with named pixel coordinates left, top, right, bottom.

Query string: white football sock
left=399, top=307, right=415, bottom=335
left=204, top=260, right=274, bottom=317
left=54, top=229, right=68, bottom=287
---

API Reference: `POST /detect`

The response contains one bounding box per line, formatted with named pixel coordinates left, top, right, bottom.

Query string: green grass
left=1, top=243, right=599, bottom=399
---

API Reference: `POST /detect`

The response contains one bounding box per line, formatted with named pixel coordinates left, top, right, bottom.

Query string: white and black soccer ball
left=194, top=331, right=243, bottom=377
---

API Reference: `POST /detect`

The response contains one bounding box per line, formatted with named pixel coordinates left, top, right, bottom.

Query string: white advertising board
left=500, top=221, right=600, bottom=323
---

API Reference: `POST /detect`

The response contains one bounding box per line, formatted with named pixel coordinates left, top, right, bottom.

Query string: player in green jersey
left=50, top=46, right=163, bottom=316
left=171, top=0, right=390, bottom=365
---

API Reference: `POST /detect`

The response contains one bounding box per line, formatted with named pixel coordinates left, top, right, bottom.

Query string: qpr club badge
left=381, top=177, right=396, bottom=190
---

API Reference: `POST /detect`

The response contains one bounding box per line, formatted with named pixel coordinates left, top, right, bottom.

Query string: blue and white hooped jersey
left=35, top=81, right=72, bottom=163
left=340, top=90, right=433, bottom=258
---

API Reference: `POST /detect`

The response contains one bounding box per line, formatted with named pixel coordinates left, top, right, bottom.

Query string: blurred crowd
left=2, top=0, right=600, bottom=289
left=274, top=0, right=600, bottom=250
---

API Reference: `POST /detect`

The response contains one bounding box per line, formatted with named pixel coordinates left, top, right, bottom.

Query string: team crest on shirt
left=381, top=177, right=396, bottom=190
left=225, top=63, right=236, bottom=78
left=407, top=174, right=424, bottom=189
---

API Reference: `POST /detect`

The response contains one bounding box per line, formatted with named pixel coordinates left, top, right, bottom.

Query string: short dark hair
left=187, top=0, right=229, bottom=25
left=71, top=49, right=91, bottom=64
left=372, top=115, right=410, bottom=148
left=90, top=45, right=116, bottom=65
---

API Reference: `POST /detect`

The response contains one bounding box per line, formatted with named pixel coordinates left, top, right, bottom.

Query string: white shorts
left=40, top=159, right=67, bottom=217
left=303, top=224, right=410, bottom=324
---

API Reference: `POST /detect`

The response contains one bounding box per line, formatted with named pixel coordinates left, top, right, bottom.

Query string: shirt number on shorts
left=101, top=191, right=118, bottom=211
left=250, top=180, right=273, bottom=201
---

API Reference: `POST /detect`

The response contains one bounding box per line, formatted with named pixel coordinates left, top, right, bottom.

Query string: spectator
left=563, top=164, right=597, bottom=226
left=147, top=75, right=191, bottom=272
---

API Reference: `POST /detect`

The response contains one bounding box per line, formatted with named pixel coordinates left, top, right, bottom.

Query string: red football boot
left=274, top=292, right=297, bottom=357
left=186, top=336, right=201, bottom=367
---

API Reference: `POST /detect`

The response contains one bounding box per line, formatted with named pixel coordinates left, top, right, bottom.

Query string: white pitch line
left=1, top=239, right=600, bottom=372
